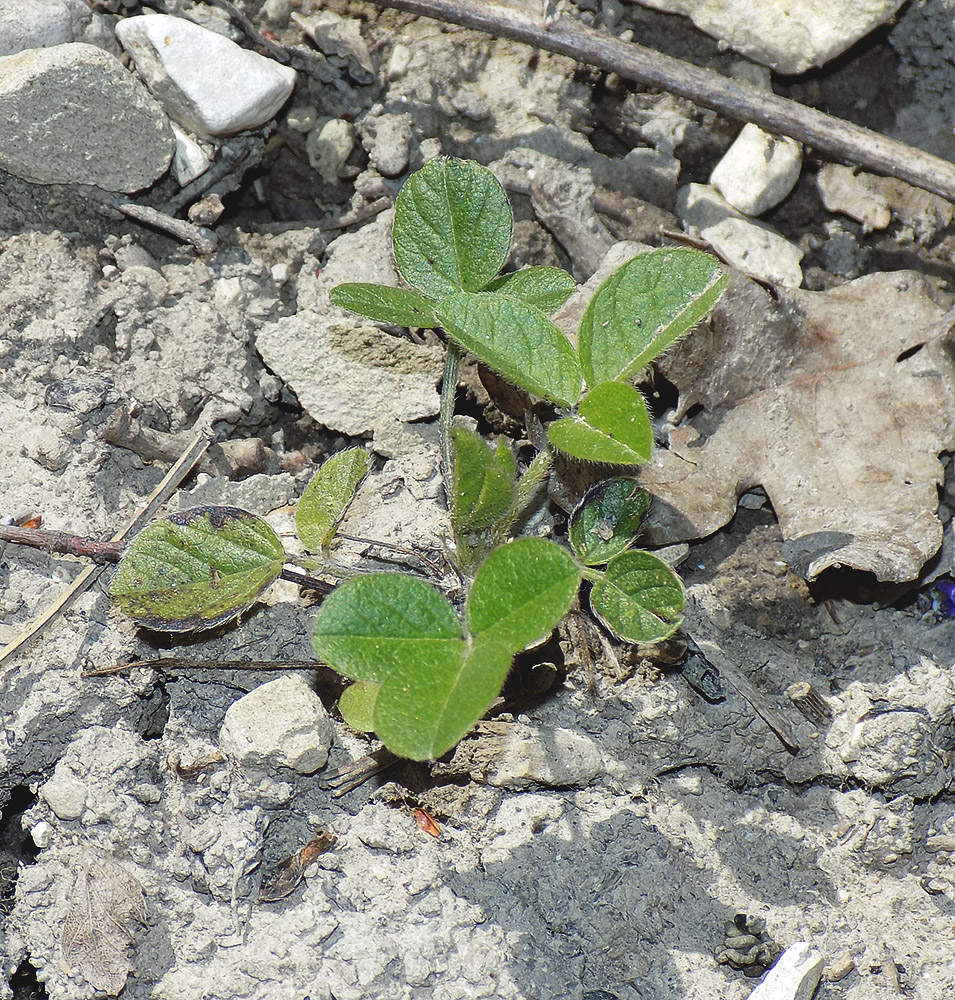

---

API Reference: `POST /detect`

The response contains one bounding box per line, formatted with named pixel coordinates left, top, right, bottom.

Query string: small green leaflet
left=483, top=267, right=576, bottom=314
left=589, top=549, right=685, bottom=643
left=568, top=477, right=650, bottom=566
left=451, top=428, right=516, bottom=536
left=437, top=291, right=582, bottom=408
left=329, top=283, right=439, bottom=328
left=110, top=506, right=285, bottom=632
left=393, top=157, right=513, bottom=300
left=547, top=381, right=653, bottom=465
left=578, top=247, right=728, bottom=387
left=296, top=447, right=371, bottom=552
left=338, top=680, right=380, bottom=733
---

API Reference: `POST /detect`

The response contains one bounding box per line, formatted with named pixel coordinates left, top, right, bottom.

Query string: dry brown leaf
left=637, top=268, right=955, bottom=582
left=257, top=831, right=335, bottom=903
left=61, top=856, right=146, bottom=996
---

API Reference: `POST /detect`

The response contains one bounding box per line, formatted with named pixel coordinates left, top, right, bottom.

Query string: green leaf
left=110, top=506, right=285, bottom=632
left=330, top=283, right=439, bottom=328
left=437, top=292, right=582, bottom=407
left=311, top=572, right=463, bottom=683
left=466, top=537, right=581, bottom=650
left=578, top=248, right=728, bottom=386
left=451, top=427, right=516, bottom=536
left=338, top=680, right=380, bottom=733
left=547, top=381, right=653, bottom=465
left=374, top=636, right=513, bottom=761
left=484, top=267, right=576, bottom=313
left=589, top=549, right=685, bottom=643
left=393, top=158, right=512, bottom=299
left=568, top=477, right=650, bottom=566
left=296, top=448, right=371, bottom=552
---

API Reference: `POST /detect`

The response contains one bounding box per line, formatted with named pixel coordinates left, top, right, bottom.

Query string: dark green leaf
left=296, top=448, right=371, bottom=552
left=393, top=158, right=512, bottom=299
left=578, top=248, right=728, bottom=386
left=338, top=680, right=380, bottom=733
left=330, top=283, right=439, bottom=328
left=437, top=292, right=582, bottom=407
left=374, top=636, right=513, bottom=761
left=547, top=381, right=653, bottom=464
left=568, top=478, right=650, bottom=566
left=451, top=427, right=516, bottom=536
left=589, top=549, right=685, bottom=643
left=466, top=537, right=581, bottom=650
left=484, top=267, right=576, bottom=313
left=311, top=573, right=462, bottom=683
left=110, top=506, right=285, bottom=632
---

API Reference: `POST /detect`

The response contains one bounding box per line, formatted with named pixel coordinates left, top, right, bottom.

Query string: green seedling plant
left=108, top=157, right=727, bottom=763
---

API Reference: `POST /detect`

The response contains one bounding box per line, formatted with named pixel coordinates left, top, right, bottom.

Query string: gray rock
left=39, top=766, right=88, bottom=820
left=628, top=0, right=905, bottom=74
left=710, top=123, right=802, bottom=216
left=0, top=0, right=91, bottom=57
left=218, top=674, right=333, bottom=774
left=116, top=14, right=296, bottom=137
left=0, top=42, right=174, bottom=192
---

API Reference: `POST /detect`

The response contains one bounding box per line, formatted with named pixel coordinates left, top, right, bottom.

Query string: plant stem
left=494, top=446, right=553, bottom=542
left=439, top=342, right=461, bottom=508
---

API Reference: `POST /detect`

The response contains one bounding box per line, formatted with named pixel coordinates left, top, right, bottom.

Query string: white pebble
left=711, top=123, right=802, bottom=216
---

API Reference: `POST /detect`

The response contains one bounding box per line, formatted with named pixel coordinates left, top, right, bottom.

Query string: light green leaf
left=589, top=549, right=685, bottom=643
left=451, top=427, right=516, bottom=536
left=393, top=158, right=512, bottom=299
left=568, top=478, right=650, bottom=566
left=330, top=283, right=439, bottom=328
left=437, top=291, right=582, bottom=407
left=374, top=636, right=513, bottom=761
left=578, top=248, right=728, bottom=386
left=296, top=448, right=371, bottom=552
left=338, top=680, right=380, bottom=733
left=311, top=573, right=462, bottom=683
left=110, top=506, right=285, bottom=632
left=466, top=537, right=581, bottom=650
left=547, top=381, right=653, bottom=465
left=484, top=267, right=576, bottom=313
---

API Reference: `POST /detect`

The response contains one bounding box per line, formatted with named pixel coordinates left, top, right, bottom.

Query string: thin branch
left=365, top=0, right=955, bottom=203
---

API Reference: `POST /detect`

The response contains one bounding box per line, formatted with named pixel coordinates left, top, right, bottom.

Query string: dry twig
left=365, top=0, right=955, bottom=203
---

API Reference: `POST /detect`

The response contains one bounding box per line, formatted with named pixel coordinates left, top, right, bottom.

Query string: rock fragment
left=627, top=0, right=906, bottom=74
left=710, top=123, right=802, bottom=216
left=116, top=13, right=296, bottom=137
left=218, top=674, right=333, bottom=774
left=0, top=42, right=174, bottom=192
left=0, top=0, right=91, bottom=57
left=40, top=766, right=88, bottom=820
left=745, top=942, right=823, bottom=1000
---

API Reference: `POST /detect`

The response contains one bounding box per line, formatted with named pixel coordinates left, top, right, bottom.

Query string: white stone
left=306, top=118, right=356, bottom=183
left=0, top=0, right=91, bottom=57
left=172, top=126, right=211, bottom=186
left=40, top=766, right=88, bottom=820
left=746, top=942, right=823, bottom=1000
left=816, top=164, right=892, bottom=230
left=627, top=0, right=905, bottom=74
left=30, top=820, right=53, bottom=849
left=218, top=674, right=333, bottom=774
left=710, top=123, right=802, bottom=216
left=0, top=42, right=174, bottom=192
left=116, top=14, right=296, bottom=137
left=677, top=183, right=804, bottom=288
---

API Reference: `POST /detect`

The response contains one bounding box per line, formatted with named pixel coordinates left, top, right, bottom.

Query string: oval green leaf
left=297, top=447, right=371, bottom=552
left=589, top=549, right=685, bottom=643
left=437, top=291, right=582, bottom=407
left=311, top=572, right=462, bottom=683
left=466, top=537, right=582, bottom=650
left=568, top=478, right=650, bottom=566
left=393, top=158, right=513, bottom=299
left=330, top=283, right=439, bottom=328
left=578, top=248, right=728, bottom=387
left=451, top=427, right=516, bottom=536
left=547, top=381, right=653, bottom=465
left=484, top=267, right=576, bottom=313
left=110, top=506, right=285, bottom=632
left=338, top=680, right=380, bottom=733
left=374, top=636, right=513, bottom=761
